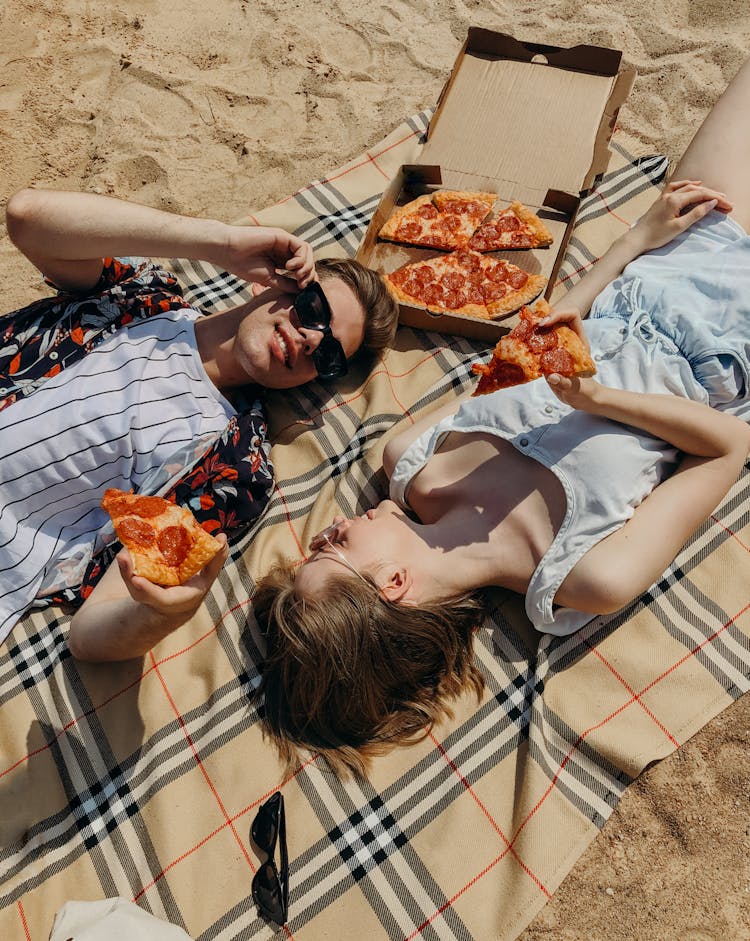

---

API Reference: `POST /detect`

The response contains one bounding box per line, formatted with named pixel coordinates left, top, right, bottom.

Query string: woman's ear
left=378, top=565, right=413, bottom=603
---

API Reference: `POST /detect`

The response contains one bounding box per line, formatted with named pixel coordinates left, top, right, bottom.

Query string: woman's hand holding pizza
left=116, top=533, right=229, bottom=620
left=545, top=372, right=602, bottom=410
left=537, top=304, right=589, bottom=346
left=632, top=179, right=733, bottom=252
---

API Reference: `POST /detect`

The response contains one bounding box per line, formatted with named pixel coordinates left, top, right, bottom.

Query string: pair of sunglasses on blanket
left=251, top=791, right=289, bottom=925
left=293, top=281, right=348, bottom=381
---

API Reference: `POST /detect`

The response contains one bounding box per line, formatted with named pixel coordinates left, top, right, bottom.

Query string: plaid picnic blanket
left=2, top=112, right=749, bottom=941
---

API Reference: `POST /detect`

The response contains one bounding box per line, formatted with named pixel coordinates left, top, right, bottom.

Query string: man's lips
left=273, top=325, right=298, bottom=368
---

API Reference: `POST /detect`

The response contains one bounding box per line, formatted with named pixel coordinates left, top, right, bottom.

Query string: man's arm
left=6, top=188, right=315, bottom=293
left=68, top=536, right=229, bottom=662
left=556, top=180, right=732, bottom=317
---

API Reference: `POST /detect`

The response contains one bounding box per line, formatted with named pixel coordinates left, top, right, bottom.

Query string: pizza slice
left=468, top=201, right=554, bottom=252
left=471, top=300, right=596, bottom=395
left=378, top=190, right=496, bottom=250
left=101, top=488, right=223, bottom=586
left=384, top=249, right=546, bottom=320
left=478, top=255, right=548, bottom=318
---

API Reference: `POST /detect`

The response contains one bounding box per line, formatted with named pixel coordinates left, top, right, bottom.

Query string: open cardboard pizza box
left=356, top=28, right=635, bottom=342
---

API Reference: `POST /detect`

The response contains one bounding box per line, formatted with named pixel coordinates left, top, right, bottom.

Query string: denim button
left=544, top=405, right=553, bottom=415
left=519, top=437, right=529, bottom=447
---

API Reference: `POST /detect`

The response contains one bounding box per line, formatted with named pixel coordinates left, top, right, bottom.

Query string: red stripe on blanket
left=710, top=512, right=750, bottom=552
left=149, top=650, right=255, bottom=869
left=586, top=640, right=680, bottom=748
left=429, top=733, right=551, bottom=895
left=274, top=126, right=423, bottom=206
left=16, top=901, right=31, bottom=941
left=511, top=601, right=750, bottom=847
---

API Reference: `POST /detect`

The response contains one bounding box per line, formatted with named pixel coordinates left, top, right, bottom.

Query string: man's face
left=233, top=277, right=366, bottom=389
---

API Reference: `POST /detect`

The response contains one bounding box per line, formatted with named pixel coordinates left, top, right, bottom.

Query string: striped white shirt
left=0, top=309, right=235, bottom=642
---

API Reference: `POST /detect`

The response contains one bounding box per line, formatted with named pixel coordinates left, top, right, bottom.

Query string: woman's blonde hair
left=250, top=562, right=488, bottom=777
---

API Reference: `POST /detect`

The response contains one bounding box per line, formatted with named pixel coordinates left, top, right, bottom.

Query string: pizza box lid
left=355, top=29, right=635, bottom=343
left=420, top=28, right=635, bottom=202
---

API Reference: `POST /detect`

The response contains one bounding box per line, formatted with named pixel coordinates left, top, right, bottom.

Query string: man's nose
left=298, top=325, right=324, bottom=355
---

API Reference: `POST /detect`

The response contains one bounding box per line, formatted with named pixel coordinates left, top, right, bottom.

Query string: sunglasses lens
left=313, top=338, right=348, bottom=380
left=251, top=803, right=278, bottom=852
left=252, top=863, right=287, bottom=925
left=295, top=286, right=329, bottom=330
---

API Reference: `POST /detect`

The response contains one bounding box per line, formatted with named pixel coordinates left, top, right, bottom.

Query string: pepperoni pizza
left=384, top=249, right=547, bottom=319
left=468, top=201, right=554, bottom=252
left=378, top=190, right=497, bottom=250
left=101, top=488, right=223, bottom=586
left=471, top=301, right=596, bottom=395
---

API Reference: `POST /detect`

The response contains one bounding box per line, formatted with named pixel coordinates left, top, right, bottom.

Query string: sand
left=2, top=0, right=750, bottom=936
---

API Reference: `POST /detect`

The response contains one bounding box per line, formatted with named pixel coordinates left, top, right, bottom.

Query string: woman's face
left=294, top=500, right=414, bottom=596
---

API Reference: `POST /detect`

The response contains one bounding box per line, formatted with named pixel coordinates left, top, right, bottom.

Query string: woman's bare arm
left=6, top=188, right=315, bottom=293
left=549, top=376, right=750, bottom=614
left=556, top=180, right=732, bottom=318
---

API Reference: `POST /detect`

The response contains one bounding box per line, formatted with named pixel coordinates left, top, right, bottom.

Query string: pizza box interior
left=356, top=28, right=635, bottom=343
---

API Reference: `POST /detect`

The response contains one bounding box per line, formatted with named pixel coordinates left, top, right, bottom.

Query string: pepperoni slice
left=440, top=199, right=464, bottom=214
left=443, top=289, right=465, bottom=310
left=510, top=317, right=534, bottom=341
left=396, top=221, right=422, bottom=242
left=427, top=223, right=454, bottom=247
left=496, top=214, right=521, bottom=232
left=506, top=269, right=529, bottom=289
left=443, top=215, right=464, bottom=232
left=126, top=495, right=168, bottom=519
left=465, top=284, right=485, bottom=305
left=388, top=267, right=408, bottom=286
left=119, top=516, right=156, bottom=548
left=510, top=231, right=534, bottom=248
left=527, top=328, right=558, bottom=352
left=443, top=271, right=465, bottom=291
left=483, top=282, right=511, bottom=302
left=485, top=261, right=509, bottom=283
left=491, top=362, right=526, bottom=388
left=454, top=250, right=482, bottom=270
left=423, top=283, right=444, bottom=306
left=158, top=525, right=193, bottom=566
left=413, top=265, right=436, bottom=285
left=401, top=277, right=421, bottom=297
left=417, top=204, right=439, bottom=220
left=540, top=348, right=576, bottom=376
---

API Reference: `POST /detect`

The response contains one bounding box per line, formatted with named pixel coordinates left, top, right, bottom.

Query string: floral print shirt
left=0, top=257, right=273, bottom=606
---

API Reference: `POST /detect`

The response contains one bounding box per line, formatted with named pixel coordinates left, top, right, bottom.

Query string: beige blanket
left=2, top=114, right=748, bottom=941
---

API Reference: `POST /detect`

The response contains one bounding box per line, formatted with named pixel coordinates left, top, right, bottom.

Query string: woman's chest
left=406, top=430, right=567, bottom=542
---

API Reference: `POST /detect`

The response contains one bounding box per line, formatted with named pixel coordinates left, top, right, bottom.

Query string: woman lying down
left=252, top=57, right=750, bottom=775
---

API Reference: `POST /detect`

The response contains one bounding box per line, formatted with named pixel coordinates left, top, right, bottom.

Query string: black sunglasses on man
left=251, top=791, right=289, bottom=925
left=293, top=281, right=349, bottom=381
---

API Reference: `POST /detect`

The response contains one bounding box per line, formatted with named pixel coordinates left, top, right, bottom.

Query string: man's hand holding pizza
left=115, top=534, right=229, bottom=619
